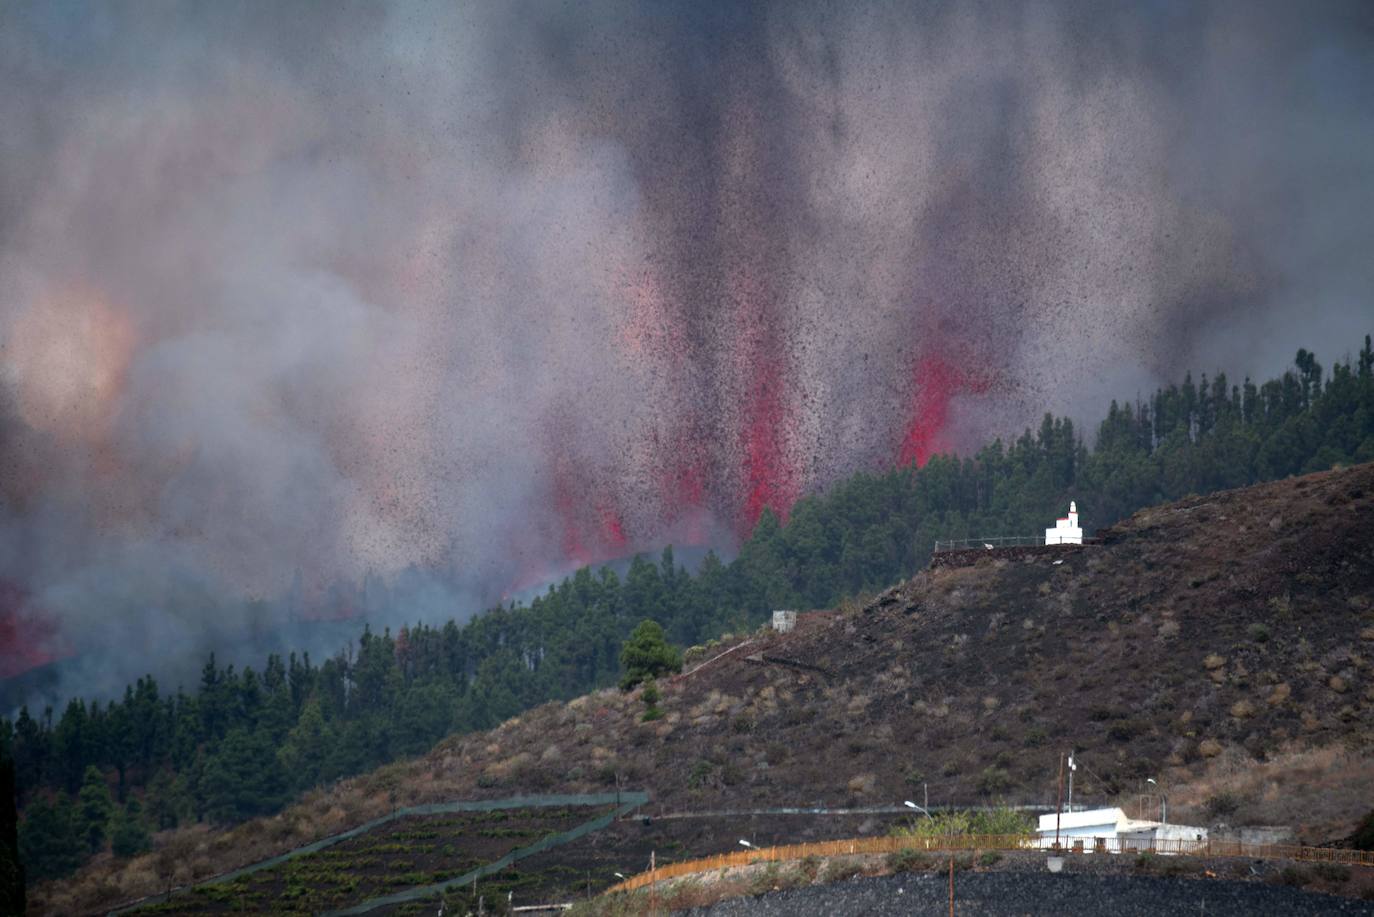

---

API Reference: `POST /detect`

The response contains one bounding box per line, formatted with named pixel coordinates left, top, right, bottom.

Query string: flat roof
left=1036, top=808, right=1125, bottom=831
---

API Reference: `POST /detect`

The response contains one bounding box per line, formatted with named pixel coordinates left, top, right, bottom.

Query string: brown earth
left=126, top=807, right=611, bottom=915
left=41, top=462, right=1374, bottom=915
left=568, top=849, right=1374, bottom=916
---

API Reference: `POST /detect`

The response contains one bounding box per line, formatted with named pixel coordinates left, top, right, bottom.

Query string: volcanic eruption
left=2, top=1, right=1372, bottom=699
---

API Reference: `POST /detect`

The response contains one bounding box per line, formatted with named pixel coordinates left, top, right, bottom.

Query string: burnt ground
left=384, top=845, right=1374, bottom=915
left=423, top=462, right=1374, bottom=837
left=52, top=463, right=1374, bottom=915
left=372, top=812, right=909, bottom=914
left=683, top=871, right=1374, bottom=917
left=129, top=807, right=611, bottom=915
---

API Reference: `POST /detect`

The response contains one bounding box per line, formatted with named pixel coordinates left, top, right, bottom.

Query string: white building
left=771, top=610, right=797, bottom=633
left=1044, top=501, right=1083, bottom=545
left=1036, top=807, right=1207, bottom=853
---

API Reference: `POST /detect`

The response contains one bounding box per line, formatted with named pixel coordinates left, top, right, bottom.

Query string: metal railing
left=932, top=536, right=1103, bottom=552
left=933, top=536, right=1046, bottom=552
left=606, top=832, right=1374, bottom=894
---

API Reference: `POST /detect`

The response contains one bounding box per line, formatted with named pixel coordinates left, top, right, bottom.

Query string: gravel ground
left=684, top=872, right=1374, bottom=916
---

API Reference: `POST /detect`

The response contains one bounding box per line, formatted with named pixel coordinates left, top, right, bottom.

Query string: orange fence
left=606, top=833, right=1374, bottom=894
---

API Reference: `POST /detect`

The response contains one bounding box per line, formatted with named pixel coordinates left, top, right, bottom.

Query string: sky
left=2, top=0, right=1373, bottom=698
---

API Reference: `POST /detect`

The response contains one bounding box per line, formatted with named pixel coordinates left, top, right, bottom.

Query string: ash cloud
left=1, top=0, right=1372, bottom=703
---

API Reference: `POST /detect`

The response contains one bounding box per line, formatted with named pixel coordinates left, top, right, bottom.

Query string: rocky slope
left=41, top=463, right=1374, bottom=914
left=450, top=460, right=1374, bottom=830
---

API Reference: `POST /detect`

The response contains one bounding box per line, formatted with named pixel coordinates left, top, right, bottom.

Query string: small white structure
left=1044, top=501, right=1083, bottom=545
left=771, top=610, right=797, bottom=633
left=1036, top=807, right=1207, bottom=853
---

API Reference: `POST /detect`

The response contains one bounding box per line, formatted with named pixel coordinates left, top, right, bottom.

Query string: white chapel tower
left=1045, top=501, right=1083, bottom=545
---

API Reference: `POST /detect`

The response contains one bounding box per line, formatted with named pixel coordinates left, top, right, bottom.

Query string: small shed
left=771, top=610, right=797, bottom=633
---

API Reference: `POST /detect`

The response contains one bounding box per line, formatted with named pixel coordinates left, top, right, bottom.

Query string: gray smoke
left=1, top=0, right=1371, bottom=705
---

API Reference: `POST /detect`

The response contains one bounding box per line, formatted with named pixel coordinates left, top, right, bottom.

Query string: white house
left=1044, top=501, right=1083, bottom=545
left=1036, top=807, right=1207, bottom=853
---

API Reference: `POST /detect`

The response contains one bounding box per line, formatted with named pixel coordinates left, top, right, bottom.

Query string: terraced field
left=130, top=806, right=612, bottom=915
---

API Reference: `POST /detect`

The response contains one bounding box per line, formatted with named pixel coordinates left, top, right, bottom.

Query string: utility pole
left=1067, top=751, right=1075, bottom=812
left=948, top=852, right=955, bottom=917
left=1055, top=752, right=1065, bottom=850
left=649, top=850, right=657, bottom=915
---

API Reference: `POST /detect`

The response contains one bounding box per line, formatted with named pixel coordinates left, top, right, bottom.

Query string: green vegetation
left=885, top=847, right=931, bottom=872
left=5, top=338, right=1374, bottom=885
left=639, top=679, right=663, bottom=722
left=110, top=798, right=152, bottom=858
left=619, top=620, right=682, bottom=690
left=892, top=806, right=1035, bottom=839
left=76, top=766, right=113, bottom=855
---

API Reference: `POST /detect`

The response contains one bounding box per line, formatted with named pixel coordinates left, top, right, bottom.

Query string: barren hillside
left=450, top=461, right=1374, bottom=827
left=41, top=463, right=1374, bottom=914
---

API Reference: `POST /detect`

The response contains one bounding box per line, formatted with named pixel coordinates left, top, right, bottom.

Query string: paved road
left=684, top=872, right=1374, bottom=916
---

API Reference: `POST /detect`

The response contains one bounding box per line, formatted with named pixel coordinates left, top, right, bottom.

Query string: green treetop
left=619, top=620, right=682, bottom=690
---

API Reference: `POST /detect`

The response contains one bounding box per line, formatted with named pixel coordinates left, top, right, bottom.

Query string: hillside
left=12, top=340, right=1374, bottom=900
left=434, top=460, right=1374, bottom=824
left=38, top=462, right=1374, bottom=914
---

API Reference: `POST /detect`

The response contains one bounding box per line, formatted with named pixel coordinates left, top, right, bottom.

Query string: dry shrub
left=1169, top=743, right=1373, bottom=841
left=661, top=878, right=717, bottom=909
left=819, top=856, right=864, bottom=883
left=489, top=750, right=535, bottom=779
left=848, top=773, right=877, bottom=795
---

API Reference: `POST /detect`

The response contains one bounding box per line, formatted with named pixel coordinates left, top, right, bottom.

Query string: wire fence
left=606, top=832, right=1374, bottom=893
left=109, top=792, right=650, bottom=917
left=934, top=536, right=1047, bottom=551
left=932, top=536, right=1103, bottom=552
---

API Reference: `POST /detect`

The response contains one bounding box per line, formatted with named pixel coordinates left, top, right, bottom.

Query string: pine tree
left=17, top=792, right=84, bottom=882
left=640, top=678, right=663, bottom=722
left=277, top=697, right=331, bottom=791
left=110, top=799, right=152, bottom=858
left=200, top=728, right=288, bottom=824
left=77, top=765, right=113, bottom=854
left=619, top=620, right=682, bottom=690
left=146, top=768, right=194, bottom=831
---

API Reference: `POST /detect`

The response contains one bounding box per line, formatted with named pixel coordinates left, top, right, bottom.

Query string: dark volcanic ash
left=1, top=1, right=1372, bottom=697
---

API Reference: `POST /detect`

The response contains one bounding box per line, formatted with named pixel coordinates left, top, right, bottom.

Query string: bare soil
left=47, top=463, right=1374, bottom=915
left=127, top=807, right=610, bottom=915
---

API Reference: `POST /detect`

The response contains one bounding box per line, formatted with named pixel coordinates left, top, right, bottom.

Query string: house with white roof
left=1044, top=501, right=1083, bottom=545
left=1036, top=807, right=1207, bottom=854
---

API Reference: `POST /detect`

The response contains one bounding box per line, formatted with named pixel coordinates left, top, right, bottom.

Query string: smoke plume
left=2, top=1, right=1372, bottom=700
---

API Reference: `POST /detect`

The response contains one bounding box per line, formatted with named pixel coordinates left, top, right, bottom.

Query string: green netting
left=324, top=792, right=648, bottom=916
left=108, top=791, right=649, bottom=917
